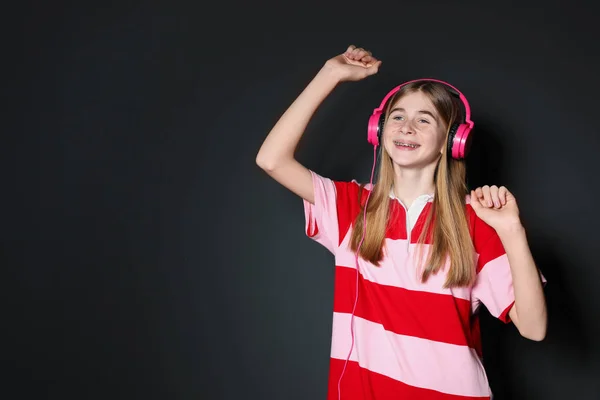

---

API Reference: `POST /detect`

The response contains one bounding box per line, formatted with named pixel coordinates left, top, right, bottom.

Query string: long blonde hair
left=349, top=81, right=475, bottom=288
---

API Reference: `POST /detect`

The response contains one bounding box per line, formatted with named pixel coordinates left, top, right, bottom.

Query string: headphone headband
left=373, top=78, right=473, bottom=124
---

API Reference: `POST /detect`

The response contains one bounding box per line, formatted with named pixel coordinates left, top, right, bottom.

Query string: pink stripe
left=331, top=312, right=491, bottom=397
left=329, top=359, right=490, bottom=400
left=336, top=236, right=472, bottom=301
left=472, top=254, right=514, bottom=318
left=333, top=266, right=475, bottom=346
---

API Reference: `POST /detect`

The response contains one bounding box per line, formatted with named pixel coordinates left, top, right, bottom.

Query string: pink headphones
left=367, top=78, right=475, bottom=159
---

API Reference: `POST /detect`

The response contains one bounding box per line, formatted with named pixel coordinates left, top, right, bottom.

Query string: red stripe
left=333, top=266, right=475, bottom=347
left=328, top=359, right=490, bottom=400
left=386, top=201, right=435, bottom=241
left=333, top=181, right=476, bottom=246
left=470, top=314, right=483, bottom=358
left=475, top=233, right=507, bottom=273
left=466, top=205, right=507, bottom=273
left=334, top=181, right=435, bottom=244
left=306, top=213, right=319, bottom=237
left=334, top=181, right=363, bottom=246
left=499, top=300, right=515, bottom=323
left=332, top=182, right=506, bottom=255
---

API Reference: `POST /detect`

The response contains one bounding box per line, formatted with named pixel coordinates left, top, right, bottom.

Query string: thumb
left=470, top=190, right=483, bottom=211
left=365, top=61, right=381, bottom=76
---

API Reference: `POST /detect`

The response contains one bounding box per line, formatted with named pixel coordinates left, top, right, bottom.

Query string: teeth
left=393, top=140, right=418, bottom=148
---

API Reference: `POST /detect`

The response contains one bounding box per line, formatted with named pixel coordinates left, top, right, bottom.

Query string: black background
left=6, top=1, right=600, bottom=399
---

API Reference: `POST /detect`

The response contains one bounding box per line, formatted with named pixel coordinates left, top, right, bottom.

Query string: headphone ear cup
left=450, top=123, right=473, bottom=159
left=447, top=123, right=459, bottom=158
left=377, top=114, right=386, bottom=143
left=367, top=111, right=383, bottom=146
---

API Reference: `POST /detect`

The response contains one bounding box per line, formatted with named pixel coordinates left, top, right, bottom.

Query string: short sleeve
left=303, top=171, right=340, bottom=254
left=471, top=222, right=548, bottom=324
left=303, top=170, right=363, bottom=255
left=471, top=232, right=516, bottom=323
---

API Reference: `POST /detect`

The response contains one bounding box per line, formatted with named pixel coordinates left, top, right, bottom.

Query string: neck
left=391, top=162, right=437, bottom=208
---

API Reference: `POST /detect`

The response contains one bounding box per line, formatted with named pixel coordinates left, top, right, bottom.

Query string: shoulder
left=464, top=193, right=500, bottom=251
left=309, top=170, right=372, bottom=202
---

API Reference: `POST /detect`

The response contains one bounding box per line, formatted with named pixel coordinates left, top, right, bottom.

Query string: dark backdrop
left=5, top=2, right=600, bottom=399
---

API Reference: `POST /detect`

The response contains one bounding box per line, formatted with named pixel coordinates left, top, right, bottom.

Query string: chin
left=391, top=161, right=421, bottom=170
left=389, top=154, right=440, bottom=171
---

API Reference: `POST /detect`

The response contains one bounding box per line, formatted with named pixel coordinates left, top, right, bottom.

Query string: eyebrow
left=390, top=107, right=438, bottom=122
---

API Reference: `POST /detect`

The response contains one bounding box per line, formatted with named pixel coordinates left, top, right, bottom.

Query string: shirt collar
left=389, top=187, right=435, bottom=204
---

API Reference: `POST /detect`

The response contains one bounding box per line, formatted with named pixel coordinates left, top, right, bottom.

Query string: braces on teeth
left=393, top=141, right=419, bottom=148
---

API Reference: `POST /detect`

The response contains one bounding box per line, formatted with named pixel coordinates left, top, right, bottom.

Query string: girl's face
left=382, top=91, right=448, bottom=170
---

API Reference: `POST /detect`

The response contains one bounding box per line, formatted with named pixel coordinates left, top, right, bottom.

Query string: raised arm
left=255, top=45, right=381, bottom=204
left=471, top=185, right=548, bottom=341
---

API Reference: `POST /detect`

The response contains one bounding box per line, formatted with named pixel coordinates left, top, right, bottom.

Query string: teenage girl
left=256, top=45, right=547, bottom=400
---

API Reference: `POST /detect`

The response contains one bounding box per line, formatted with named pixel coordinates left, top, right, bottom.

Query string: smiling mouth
left=393, top=140, right=420, bottom=149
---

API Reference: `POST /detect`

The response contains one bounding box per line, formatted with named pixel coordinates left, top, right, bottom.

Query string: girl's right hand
left=324, top=45, right=382, bottom=82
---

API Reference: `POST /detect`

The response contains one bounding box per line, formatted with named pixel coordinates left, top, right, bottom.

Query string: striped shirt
left=303, top=170, right=524, bottom=399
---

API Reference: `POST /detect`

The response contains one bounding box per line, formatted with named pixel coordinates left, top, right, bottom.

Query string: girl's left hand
left=470, top=185, right=523, bottom=233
